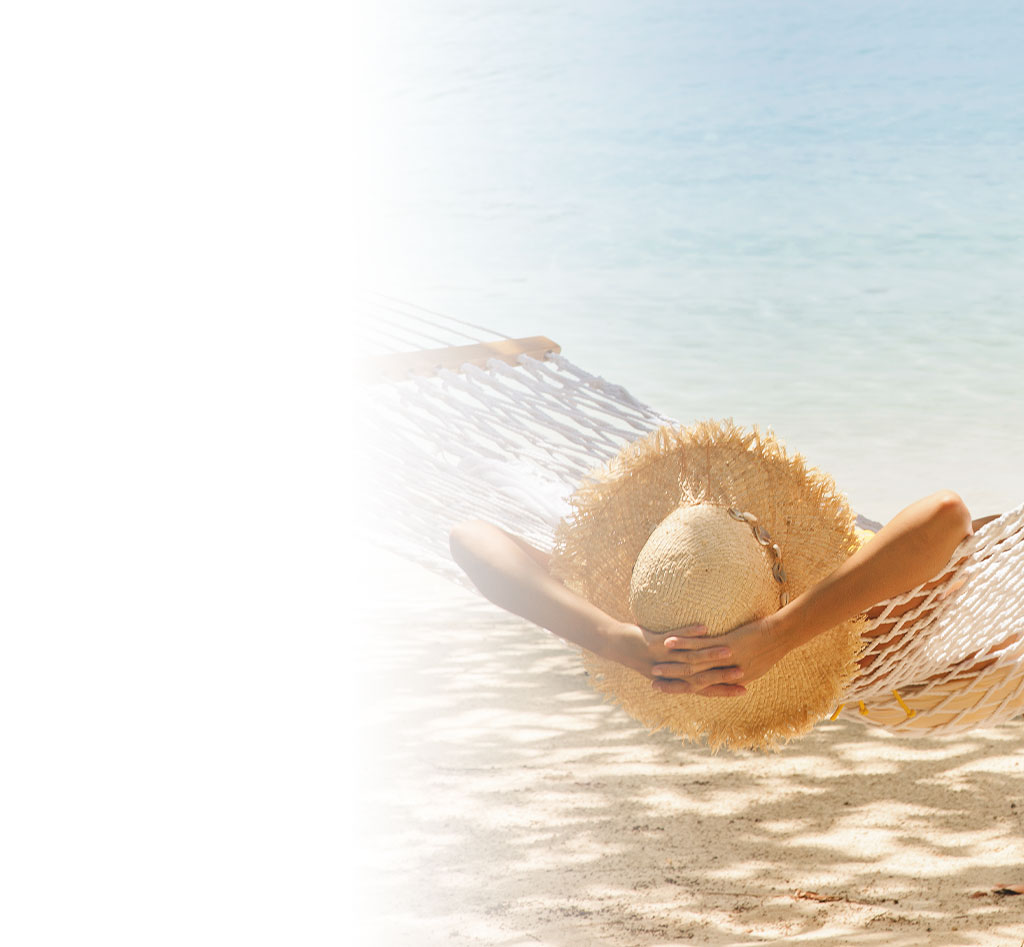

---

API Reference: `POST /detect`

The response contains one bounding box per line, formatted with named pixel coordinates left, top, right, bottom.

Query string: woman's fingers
left=652, top=679, right=746, bottom=696
left=687, top=683, right=747, bottom=698
left=660, top=624, right=708, bottom=649
left=652, top=644, right=733, bottom=671
left=652, top=660, right=740, bottom=679
left=652, top=666, right=744, bottom=693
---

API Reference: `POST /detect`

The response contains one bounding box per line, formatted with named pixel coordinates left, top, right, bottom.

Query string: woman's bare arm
left=652, top=491, right=977, bottom=693
left=452, top=492, right=988, bottom=699
left=449, top=520, right=747, bottom=695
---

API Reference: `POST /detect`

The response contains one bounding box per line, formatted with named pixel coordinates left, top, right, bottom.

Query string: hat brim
left=549, top=419, right=866, bottom=751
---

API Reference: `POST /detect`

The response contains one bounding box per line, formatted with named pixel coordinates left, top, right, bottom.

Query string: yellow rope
left=893, top=688, right=916, bottom=718
left=843, top=694, right=915, bottom=720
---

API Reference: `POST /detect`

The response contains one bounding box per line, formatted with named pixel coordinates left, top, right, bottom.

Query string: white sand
left=356, top=552, right=1024, bottom=946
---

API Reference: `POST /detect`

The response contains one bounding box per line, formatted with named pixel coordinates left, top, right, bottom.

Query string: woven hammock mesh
left=360, top=311, right=675, bottom=580
left=361, top=299, right=1024, bottom=734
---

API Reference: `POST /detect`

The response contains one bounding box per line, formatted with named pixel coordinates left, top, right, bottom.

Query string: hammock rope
left=360, top=300, right=675, bottom=579
left=361, top=298, right=1024, bottom=734
left=842, top=508, right=1024, bottom=731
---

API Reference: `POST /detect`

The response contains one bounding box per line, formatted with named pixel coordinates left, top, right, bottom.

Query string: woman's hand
left=650, top=617, right=786, bottom=697
left=450, top=519, right=764, bottom=697
left=649, top=492, right=979, bottom=698
left=600, top=621, right=748, bottom=697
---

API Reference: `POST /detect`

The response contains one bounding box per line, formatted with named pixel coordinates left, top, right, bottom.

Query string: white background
left=3, top=3, right=359, bottom=943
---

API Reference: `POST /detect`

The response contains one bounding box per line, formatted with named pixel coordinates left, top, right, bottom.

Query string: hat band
left=727, top=507, right=790, bottom=608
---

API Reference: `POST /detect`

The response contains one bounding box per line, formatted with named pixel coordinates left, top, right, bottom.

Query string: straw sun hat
left=549, top=419, right=866, bottom=751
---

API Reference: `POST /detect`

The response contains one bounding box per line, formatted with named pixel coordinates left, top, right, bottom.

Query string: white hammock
left=361, top=298, right=1024, bottom=735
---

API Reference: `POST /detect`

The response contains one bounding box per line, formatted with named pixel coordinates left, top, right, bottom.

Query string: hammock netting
left=361, top=297, right=1024, bottom=735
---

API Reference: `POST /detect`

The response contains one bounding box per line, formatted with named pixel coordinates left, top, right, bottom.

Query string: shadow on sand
left=357, top=573, right=1024, bottom=946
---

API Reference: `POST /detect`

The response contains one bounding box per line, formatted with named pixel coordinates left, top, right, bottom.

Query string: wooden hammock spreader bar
left=363, top=336, right=561, bottom=382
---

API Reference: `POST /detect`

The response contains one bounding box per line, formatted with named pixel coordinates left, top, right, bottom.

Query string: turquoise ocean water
left=365, top=0, right=1024, bottom=522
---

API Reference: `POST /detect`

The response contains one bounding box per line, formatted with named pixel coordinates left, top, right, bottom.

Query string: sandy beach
left=356, top=551, right=1024, bottom=946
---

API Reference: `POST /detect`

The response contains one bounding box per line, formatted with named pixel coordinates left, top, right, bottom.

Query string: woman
left=450, top=491, right=998, bottom=699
